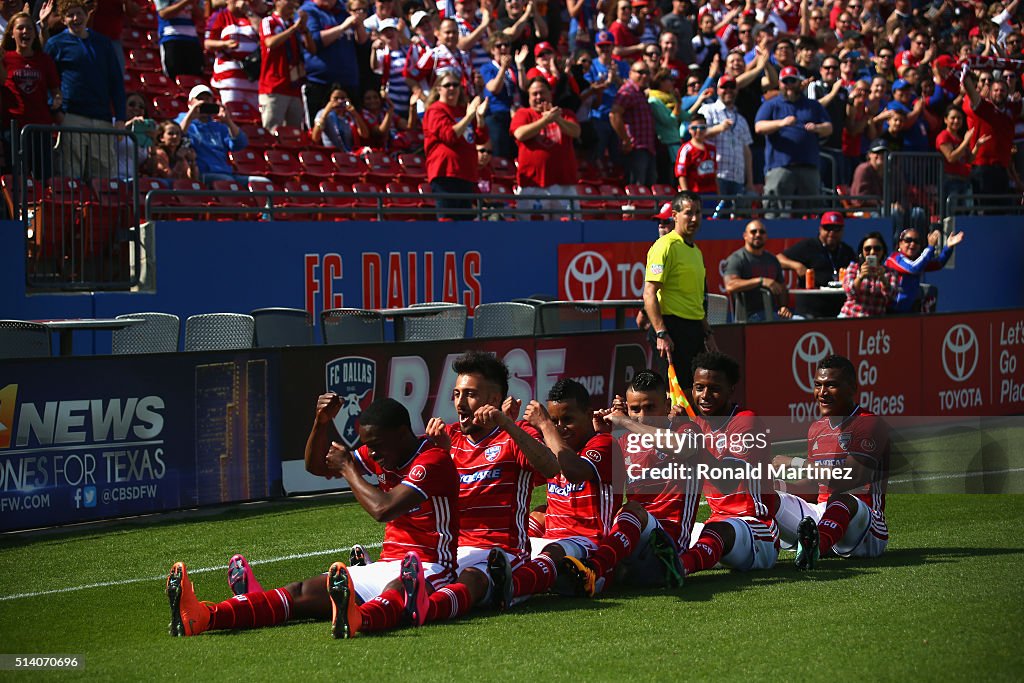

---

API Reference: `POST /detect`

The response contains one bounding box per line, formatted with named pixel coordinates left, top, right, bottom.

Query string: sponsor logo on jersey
left=409, top=464, right=427, bottom=482
left=326, top=356, right=376, bottom=449
left=585, top=449, right=602, bottom=463
left=650, top=264, right=664, bottom=275
left=838, top=432, right=852, bottom=451
left=548, top=480, right=586, bottom=495
left=459, top=468, right=502, bottom=485
left=484, top=445, right=502, bottom=462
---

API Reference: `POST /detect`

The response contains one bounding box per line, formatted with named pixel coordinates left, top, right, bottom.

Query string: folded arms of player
left=524, top=400, right=593, bottom=484
left=304, top=392, right=342, bottom=478
left=480, top=403, right=562, bottom=478
left=326, top=442, right=426, bottom=523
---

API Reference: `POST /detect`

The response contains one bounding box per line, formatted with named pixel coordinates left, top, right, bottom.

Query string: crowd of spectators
left=1, top=0, right=1023, bottom=210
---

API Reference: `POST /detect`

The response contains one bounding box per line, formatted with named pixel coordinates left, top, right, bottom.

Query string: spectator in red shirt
left=838, top=231, right=898, bottom=318
left=894, top=29, right=931, bottom=77
left=674, top=113, right=718, bottom=196
left=935, top=105, right=987, bottom=210
left=962, top=71, right=1024, bottom=208
left=423, top=72, right=489, bottom=218
left=258, top=0, right=313, bottom=132
left=205, top=0, right=261, bottom=109
left=511, top=76, right=581, bottom=218
left=608, top=0, right=644, bottom=60
left=2, top=12, right=61, bottom=179
left=610, top=59, right=657, bottom=185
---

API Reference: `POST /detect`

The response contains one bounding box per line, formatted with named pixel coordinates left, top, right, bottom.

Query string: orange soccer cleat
left=166, top=562, right=213, bottom=637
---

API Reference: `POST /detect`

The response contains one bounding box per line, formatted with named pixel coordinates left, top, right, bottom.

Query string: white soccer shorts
left=346, top=559, right=451, bottom=604
left=689, top=517, right=779, bottom=571
left=776, top=492, right=888, bottom=558
left=528, top=535, right=598, bottom=560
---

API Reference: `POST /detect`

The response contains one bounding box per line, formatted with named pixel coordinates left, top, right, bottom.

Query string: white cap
left=410, top=10, right=430, bottom=28
left=378, top=17, right=401, bottom=31
left=188, top=84, right=214, bottom=100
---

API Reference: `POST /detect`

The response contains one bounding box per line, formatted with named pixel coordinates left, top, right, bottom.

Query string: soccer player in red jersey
left=487, top=378, right=622, bottom=608
left=418, top=351, right=560, bottom=622
left=679, top=352, right=779, bottom=579
left=772, top=355, right=890, bottom=569
left=561, top=370, right=701, bottom=596
left=164, top=398, right=459, bottom=639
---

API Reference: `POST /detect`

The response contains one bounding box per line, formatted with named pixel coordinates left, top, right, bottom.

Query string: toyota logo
left=942, top=324, right=978, bottom=383
left=564, top=250, right=612, bottom=301
left=792, top=332, right=834, bottom=393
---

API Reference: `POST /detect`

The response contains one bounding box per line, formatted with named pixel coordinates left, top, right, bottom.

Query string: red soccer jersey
left=510, top=106, right=579, bottom=188
left=619, top=424, right=701, bottom=550
left=934, top=129, right=970, bottom=178
left=807, top=406, right=889, bottom=512
left=2, top=51, right=61, bottom=126
left=893, top=50, right=921, bottom=73
left=693, top=406, right=778, bottom=523
left=423, top=101, right=487, bottom=183
left=206, top=9, right=259, bottom=90
left=351, top=439, right=459, bottom=569
left=446, top=421, right=546, bottom=555
left=543, top=432, right=622, bottom=542
left=675, top=141, right=718, bottom=194
left=965, top=96, right=1022, bottom=167
left=411, top=44, right=474, bottom=92
left=259, top=13, right=302, bottom=96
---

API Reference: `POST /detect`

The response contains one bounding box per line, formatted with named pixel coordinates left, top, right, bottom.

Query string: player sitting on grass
left=560, top=370, right=700, bottom=596
left=165, top=398, right=459, bottom=639
left=486, top=378, right=621, bottom=608
left=771, top=354, right=890, bottom=569
left=416, top=351, right=560, bottom=623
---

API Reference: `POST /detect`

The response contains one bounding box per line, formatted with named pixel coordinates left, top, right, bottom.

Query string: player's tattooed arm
left=304, top=393, right=342, bottom=478
left=331, top=442, right=427, bottom=522
left=525, top=401, right=592, bottom=484
left=426, top=417, right=451, bottom=452
left=478, top=404, right=560, bottom=478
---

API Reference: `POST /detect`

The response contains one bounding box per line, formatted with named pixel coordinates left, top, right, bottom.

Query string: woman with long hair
left=147, top=120, right=200, bottom=182
left=838, top=231, right=899, bottom=318
left=422, top=73, right=488, bottom=219
left=2, top=12, right=61, bottom=179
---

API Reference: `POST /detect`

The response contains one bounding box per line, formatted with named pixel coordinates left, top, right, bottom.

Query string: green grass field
left=1, top=423, right=1023, bottom=680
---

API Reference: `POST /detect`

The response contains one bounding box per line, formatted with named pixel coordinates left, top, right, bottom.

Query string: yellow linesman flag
left=666, top=356, right=696, bottom=418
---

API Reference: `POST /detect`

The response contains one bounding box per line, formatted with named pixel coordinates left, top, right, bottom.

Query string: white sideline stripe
left=3, top=467, right=1023, bottom=603
left=0, top=544, right=382, bottom=603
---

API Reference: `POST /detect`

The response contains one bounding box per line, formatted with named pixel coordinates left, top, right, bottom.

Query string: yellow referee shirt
left=645, top=231, right=706, bottom=320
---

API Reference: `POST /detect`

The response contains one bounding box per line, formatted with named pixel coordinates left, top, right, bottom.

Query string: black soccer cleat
left=486, top=547, right=514, bottom=610
left=349, top=544, right=370, bottom=567
left=795, top=516, right=820, bottom=571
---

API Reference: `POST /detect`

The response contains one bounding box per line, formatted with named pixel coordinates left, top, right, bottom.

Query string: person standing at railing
left=2, top=11, right=61, bottom=180
left=962, top=70, right=1022, bottom=211
left=44, top=0, right=125, bottom=180
left=422, top=71, right=488, bottom=219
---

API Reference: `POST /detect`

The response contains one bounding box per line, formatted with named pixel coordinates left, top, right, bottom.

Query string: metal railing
left=882, top=151, right=944, bottom=221
left=12, top=123, right=141, bottom=291
left=142, top=188, right=884, bottom=222
left=945, top=193, right=1024, bottom=217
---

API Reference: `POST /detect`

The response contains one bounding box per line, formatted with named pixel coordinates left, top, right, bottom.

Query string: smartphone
left=866, top=255, right=878, bottom=268
left=199, top=102, right=220, bottom=116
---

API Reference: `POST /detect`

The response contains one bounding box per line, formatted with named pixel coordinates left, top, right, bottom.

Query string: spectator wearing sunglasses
left=885, top=228, right=964, bottom=314
left=674, top=113, right=717, bottom=197
left=838, top=232, right=898, bottom=319
left=611, top=60, right=658, bottom=185
left=778, top=211, right=855, bottom=290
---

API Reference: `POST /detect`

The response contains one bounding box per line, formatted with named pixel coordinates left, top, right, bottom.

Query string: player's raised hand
left=325, top=441, right=354, bottom=476
left=426, top=417, right=451, bottom=451
left=610, top=394, right=628, bottom=415
left=523, top=400, right=552, bottom=428
left=474, top=404, right=507, bottom=430
left=502, top=395, right=523, bottom=420
left=315, top=393, right=342, bottom=424
left=593, top=408, right=614, bottom=433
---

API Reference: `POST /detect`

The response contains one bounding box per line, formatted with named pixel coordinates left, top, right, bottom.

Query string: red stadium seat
left=224, top=100, right=259, bottom=124
left=139, top=72, right=174, bottom=95
left=211, top=179, right=261, bottom=220
left=282, top=180, right=320, bottom=221
left=363, top=151, right=400, bottom=186
left=172, top=178, right=217, bottom=220
left=623, top=184, right=656, bottom=216
left=298, top=149, right=337, bottom=183
left=1, top=174, right=43, bottom=218
left=121, top=28, right=148, bottom=49
left=651, top=183, right=675, bottom=200
left=136, top=178, right=178, bottom=220
left=128, top=48, right=161, bottom=71
left=417, top=182, right=435, bottom=211
left=385, top=181, right=421, bottom=220
left=263, top=149, right=304, bottom=184
left=272, top=124, right=305, bottom=150
left=598, top=183, right=624, bottom=219
left=576, top=183, right=604, bottom=219
left=90, top=178, right=136, bottom=228
left=150, top=94, right=186, bottom=119
left=331, top=151, right=365, bottom=183
left=319, top=180, right=355, bottom=220
left=239, top=124, right=274, bottom=153
left=130, top=9, right=158, bottom=30
left=351, top=181, right=384, bottom=220
left=492, top=156, right=515, bottom=181
left=230, top=149, right=270, bottom=177
left=396, top=153, right=426, bottom=182
left=247, top=179, right=278, bottom=220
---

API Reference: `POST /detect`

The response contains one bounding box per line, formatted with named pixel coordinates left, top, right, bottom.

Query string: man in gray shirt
left=723, top=219, right=795, bottom=321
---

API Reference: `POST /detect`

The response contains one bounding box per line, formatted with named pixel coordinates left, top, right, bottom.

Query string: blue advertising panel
left=0, top=352, right=281, bottom=531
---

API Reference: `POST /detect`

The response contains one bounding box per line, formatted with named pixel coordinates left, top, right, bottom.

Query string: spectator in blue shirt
left=154, top=0, right=205, bottom=79
left=300, top=0, right=367, bottom=127
left=754, top=65, right=832, bottom=218
left=478, top=34, right=519, bottom=160
left=584, top=30, right=629, bottom=164
left=44, top=0, right=126, bottom=179
left=178, top=84, right=259, bottom=185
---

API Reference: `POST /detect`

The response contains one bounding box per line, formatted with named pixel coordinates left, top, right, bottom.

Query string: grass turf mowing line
left=0, top=494, right=1020, bottom=681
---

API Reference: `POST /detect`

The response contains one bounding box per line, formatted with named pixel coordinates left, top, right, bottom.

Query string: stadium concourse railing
left=141, top=188, right=885, bottom=222
left=10, top=123, right=142, bottom=291
left=945, top=193, right=1024, bottom=217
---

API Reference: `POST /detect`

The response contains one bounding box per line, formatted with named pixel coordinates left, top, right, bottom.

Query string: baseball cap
left=189, top=84, right=213, bottom=100
left=410, top=10, right=430, bottom=29
left=654, top=202, right=673, bottom=221
left=779, top=65, right=800, bottom=81
left=892, top=78, right=911, bottom=92
left=595, top=30, right=615, bottom=46
left=534, top=41, right=555, bottom=57
left=378, top=17, right=400, bottom=31
left=934, top=54, right=956, bottom=69
left=868, top=140, right=888, bottom=154
left=718, top=74, right=736, bottom=88
left=631, top=0, right=647, bottom=6
left=820, top=211, right=845, bottom=228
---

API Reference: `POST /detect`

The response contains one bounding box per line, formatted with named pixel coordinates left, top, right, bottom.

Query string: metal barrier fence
left=12, top=124, right=141, bottom=291
left=882, top=151, right=944, bottom=221
left=945, top=192, right=1024, bottom=217
left=142, top=188, right=884, bottom=222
